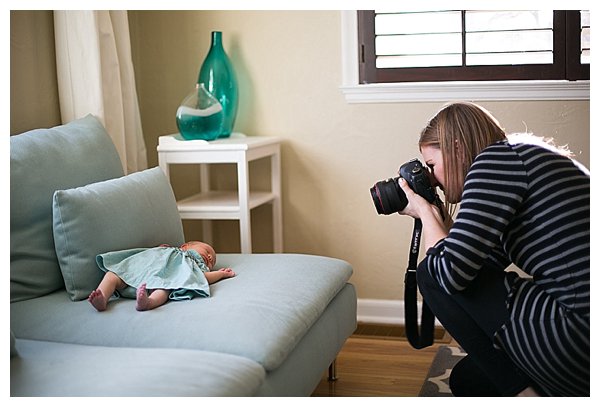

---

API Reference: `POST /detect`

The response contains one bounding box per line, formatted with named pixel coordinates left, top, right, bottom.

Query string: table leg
left=271, top=147, right=283, bottom=252
left=237, top=159, right=252, bottom=253
left=199, top=164, right=213, bottom=244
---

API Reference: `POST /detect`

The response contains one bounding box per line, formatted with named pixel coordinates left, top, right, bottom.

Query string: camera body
left=370, top=159, right=437, bottom=215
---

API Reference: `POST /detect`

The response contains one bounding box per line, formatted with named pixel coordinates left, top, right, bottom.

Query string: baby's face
left=181, top=241, right=216, bottom=268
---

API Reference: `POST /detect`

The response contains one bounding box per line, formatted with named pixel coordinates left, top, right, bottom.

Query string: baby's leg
left=136, top=284, right=170, bottom=311
left=88, top=271, right=126, bottom=312
left=204, top=268, right=236, bottom=284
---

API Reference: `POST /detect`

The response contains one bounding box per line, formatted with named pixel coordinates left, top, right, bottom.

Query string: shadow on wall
left=229, top=34, right=255, bottom=135
left=282, top=143, right=328, bottom=254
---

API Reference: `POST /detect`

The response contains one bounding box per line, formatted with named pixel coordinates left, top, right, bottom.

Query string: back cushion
left=10, top=115, right=124, bottom=302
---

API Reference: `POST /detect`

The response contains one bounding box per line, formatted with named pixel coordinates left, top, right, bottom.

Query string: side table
left=157, top=134, right=282, bottom=254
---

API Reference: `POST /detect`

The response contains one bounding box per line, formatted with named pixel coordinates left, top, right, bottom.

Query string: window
left=358, top=10, right=590, bottom=84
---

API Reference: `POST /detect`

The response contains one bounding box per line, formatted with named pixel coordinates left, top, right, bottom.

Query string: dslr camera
left=370, top=159, right=437, bottom=215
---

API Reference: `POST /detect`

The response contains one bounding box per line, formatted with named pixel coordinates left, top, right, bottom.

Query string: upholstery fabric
left=11, top=339, right=265, bottom=396
left=10, top=115, right=123, bottom=302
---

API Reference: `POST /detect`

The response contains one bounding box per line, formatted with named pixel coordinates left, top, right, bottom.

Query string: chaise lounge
left=10, top=115, right=357, bottom=396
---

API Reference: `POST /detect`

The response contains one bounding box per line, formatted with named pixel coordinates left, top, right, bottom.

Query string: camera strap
left=404, top=218, right=435, bottom=349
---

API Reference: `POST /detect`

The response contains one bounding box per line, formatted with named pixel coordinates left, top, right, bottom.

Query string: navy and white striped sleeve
left=424, top=143, right=528, bottom=294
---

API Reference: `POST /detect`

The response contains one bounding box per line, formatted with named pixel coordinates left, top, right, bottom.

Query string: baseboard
left=357, top=298, right=442, bottom=326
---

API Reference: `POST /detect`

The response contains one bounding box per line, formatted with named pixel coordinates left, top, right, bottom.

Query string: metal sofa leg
left=328, top=359, right=338, bottom=381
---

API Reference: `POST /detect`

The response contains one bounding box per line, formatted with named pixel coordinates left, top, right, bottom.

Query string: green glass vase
left=198, top=31, right=239, bottom=138
left=176, top=83, right=224, bottom=141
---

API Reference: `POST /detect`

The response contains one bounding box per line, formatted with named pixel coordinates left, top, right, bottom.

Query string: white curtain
left=54, top=10, right=147, bottom=174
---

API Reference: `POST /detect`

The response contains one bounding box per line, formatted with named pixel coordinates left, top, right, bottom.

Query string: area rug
left=418, top=345, right=466, bottom=397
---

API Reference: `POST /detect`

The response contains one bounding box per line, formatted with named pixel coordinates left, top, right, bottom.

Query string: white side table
left=157, top=133, right=282, bottom=254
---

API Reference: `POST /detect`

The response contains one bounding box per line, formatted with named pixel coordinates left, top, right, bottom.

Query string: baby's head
left=181, top=241, right=216, bottom=268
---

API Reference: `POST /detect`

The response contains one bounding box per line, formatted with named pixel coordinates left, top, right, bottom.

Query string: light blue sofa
left=10, top=115, right=357, bottom=396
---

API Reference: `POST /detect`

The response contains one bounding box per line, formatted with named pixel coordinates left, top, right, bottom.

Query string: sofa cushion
left=52, top=167, right=185, bottom=301
left=11, top=339, right=265, bottom=396
left=10, top=115, right=124, bottom=302
left=10, top=253, right=353, bottom=371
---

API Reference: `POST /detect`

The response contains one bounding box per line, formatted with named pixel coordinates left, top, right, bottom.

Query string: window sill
left=339, top=80, right=590, bottom=103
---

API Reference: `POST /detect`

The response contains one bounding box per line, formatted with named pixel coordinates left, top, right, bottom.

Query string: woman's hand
left=397, top=178, right=432, bottom=219
left=397, top=178, right=449, bottom=250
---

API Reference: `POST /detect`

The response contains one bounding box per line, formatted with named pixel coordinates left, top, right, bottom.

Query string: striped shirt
left=424, top=141, right=590, bottom=396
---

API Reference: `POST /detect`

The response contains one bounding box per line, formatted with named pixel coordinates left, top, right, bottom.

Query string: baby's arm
left=204, top=268, right=235, bottom=284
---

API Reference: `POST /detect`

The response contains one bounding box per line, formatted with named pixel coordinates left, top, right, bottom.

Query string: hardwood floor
left=312, top=325, right=451, bottom=397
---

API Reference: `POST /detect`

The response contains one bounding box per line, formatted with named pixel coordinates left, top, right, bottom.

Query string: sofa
left=10, top=115, right=357, bottom=396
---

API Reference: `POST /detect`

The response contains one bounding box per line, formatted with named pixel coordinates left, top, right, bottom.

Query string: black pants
left=416, top=262, right=532, bottom=396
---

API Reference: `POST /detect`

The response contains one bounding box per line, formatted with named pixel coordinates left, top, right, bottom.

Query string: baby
left=88, top=241, right=235, bottom=312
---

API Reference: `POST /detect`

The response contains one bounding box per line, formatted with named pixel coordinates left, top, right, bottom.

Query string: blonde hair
left=419, top=102, right=506, bottom=204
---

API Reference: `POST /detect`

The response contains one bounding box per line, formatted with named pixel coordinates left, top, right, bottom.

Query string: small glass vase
left=176, top=83, right=224, bottom=141
left=198, top=31, right=239, bottom=138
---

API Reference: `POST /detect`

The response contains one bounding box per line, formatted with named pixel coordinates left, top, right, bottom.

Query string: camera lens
left=370, top=177, right=408, bottom=215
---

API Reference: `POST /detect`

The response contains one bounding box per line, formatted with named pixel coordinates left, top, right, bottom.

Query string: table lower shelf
left=177, top=191, right=277, bottom=220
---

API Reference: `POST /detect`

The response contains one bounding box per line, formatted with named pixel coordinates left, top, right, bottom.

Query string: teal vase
left=198, top=31, right=239, bottom=138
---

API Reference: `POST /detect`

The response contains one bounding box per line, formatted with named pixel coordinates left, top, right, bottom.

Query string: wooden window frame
left=358, top=10, right=589, bottom=84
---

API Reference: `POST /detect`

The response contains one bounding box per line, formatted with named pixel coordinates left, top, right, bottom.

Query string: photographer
left=398, top=102, right=589, bottom=396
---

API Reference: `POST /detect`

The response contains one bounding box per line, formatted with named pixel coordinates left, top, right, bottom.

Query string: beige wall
left=10, top=11, right=61, bottom=134
left=11, top=11, right=590, bottom=302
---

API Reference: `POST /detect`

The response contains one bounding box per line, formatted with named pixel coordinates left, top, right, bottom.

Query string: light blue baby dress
left=96, top=246, right=211, bottom=300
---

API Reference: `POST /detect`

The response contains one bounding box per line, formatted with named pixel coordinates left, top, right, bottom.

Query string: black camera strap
left=404, top=218, right=435, bottom=349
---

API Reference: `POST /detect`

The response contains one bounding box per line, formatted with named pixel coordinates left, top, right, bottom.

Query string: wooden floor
left=312, top=325, right=451, bottom=397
